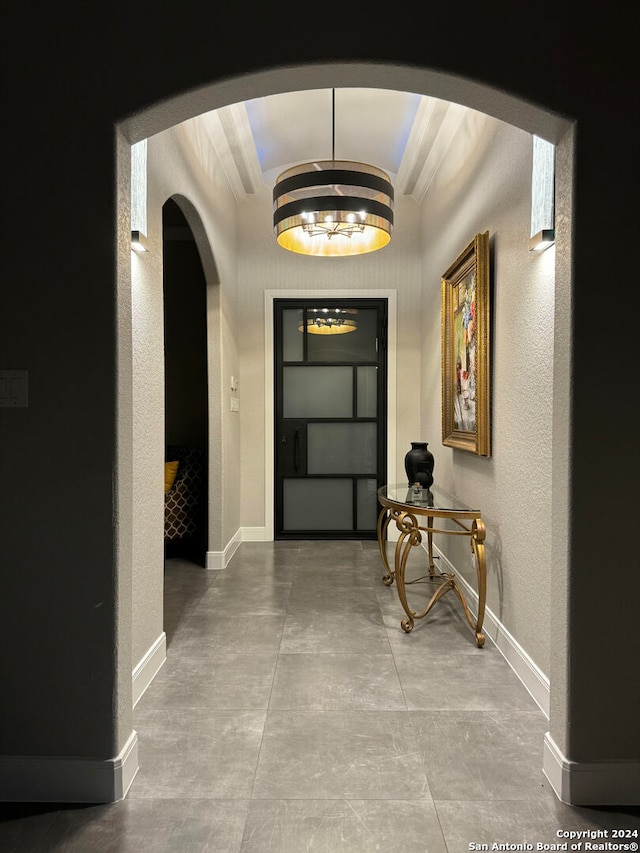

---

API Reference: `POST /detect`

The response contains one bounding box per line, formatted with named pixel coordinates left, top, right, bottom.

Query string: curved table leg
left=401, top=520, right=457, bottom=632
left=426, top=515, right=435, bottom=577
left=447, top=518, right=487, bottom=647
left=395, top=528, right=418, bottom=632
left=377, top=507, right=394, bottom=586
left=471, top=518, right=487, bottom=647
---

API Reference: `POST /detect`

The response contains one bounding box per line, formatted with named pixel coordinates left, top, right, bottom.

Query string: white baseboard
left=132, top=632, right=166, bottom=707
left=0, top=730, right=139, bottom=804
left=206, top=529, right=242, bottom=569
left=241, top=526, right=271, bottom=542
left=206, top=527, right=273, bottom=569
left=544, top=732, right=640, bottom=805
left=430, top=543, right=551, bottom=718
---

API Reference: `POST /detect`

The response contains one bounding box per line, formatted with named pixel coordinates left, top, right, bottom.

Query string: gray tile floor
left=2, top=540, right=639, bottom=851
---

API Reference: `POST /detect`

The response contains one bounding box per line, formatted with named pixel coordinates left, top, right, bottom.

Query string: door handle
left=294, top=430, right=300, bottom=471
left=281, top=435, right=288, bottom=445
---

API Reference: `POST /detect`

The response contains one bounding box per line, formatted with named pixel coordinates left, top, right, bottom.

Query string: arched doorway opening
left=118, top=61, right=574, bottom=802
left=162, top=198, right=209, bottom=567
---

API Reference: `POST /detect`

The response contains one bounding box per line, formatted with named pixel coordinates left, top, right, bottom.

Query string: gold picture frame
left=441, top=231, right=491, bottom=456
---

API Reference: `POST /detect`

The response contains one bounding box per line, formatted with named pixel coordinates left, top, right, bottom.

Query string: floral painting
left=453, top=270, right=477, bottom=432
left=441, top=232, right=491, bottom=456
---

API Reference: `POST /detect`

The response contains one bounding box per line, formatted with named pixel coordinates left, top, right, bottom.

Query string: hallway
left=2, top=541, right=638, bottom=850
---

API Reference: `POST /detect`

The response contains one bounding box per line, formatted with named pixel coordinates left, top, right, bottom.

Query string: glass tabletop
left=378, top=483, right=480, bottom=513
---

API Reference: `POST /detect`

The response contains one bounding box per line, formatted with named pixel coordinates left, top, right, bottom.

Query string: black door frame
left=273, top=296, right=388, bottom=540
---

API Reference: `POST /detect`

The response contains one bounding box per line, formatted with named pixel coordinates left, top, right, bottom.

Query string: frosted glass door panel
left=283, top=479, right=353, bottom=530
left=357, top=478, right=378, bottom=529
left=357, top=366, right=377, bottom=417
left=307, top=423, right=377, bottom=474
left=283, top=366, right=353, bottom=418
left=282, top=309, right=304, bottom=362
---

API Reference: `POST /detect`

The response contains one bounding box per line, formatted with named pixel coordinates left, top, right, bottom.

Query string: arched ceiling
left=180, top=87, right=493, bottom=204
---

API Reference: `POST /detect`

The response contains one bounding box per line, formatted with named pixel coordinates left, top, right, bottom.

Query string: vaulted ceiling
left=183, top=87, right=485, bottom=205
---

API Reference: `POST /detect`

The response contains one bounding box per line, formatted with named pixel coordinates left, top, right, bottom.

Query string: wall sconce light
left=131, top=230, right=150, bottom=253
left=529, top=136, right=555, bottom=252
left=131, top=139, right=149, bottom=253
left=529, top=228, right=555, bottom=252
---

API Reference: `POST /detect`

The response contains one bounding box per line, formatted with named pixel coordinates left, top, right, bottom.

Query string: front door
left=274, top=298, right=387, bottom=539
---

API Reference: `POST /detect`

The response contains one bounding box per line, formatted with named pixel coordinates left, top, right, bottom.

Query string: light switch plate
left=0, top=370, right=28, bottom=407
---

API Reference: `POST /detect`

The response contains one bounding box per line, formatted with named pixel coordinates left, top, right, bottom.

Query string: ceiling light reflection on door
left=299, top=308, right=358, bottom=334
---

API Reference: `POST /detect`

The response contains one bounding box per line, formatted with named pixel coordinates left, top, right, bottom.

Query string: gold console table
left=377, top=484, right=487, bottom=647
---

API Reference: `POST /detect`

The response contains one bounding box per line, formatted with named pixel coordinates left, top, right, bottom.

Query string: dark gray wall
left=1, top=2, right=637, bottom=797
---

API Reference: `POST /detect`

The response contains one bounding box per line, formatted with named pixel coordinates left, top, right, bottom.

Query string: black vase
left=404, top=441, right=435, bottom=489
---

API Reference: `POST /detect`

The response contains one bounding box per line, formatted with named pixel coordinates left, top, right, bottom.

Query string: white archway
left=117, top=59, right=574, bottom=800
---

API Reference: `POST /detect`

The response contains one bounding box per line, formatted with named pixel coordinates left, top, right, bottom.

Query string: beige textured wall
left=419, top=112, right=555, bottom=676
left=131, top=123, right=240, bottom=668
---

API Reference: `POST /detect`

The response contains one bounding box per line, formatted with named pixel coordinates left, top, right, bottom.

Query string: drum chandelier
left=273, top=90, right=394, bottom=257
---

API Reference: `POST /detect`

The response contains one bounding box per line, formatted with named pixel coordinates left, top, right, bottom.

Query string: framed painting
left=441, top=231, right=491, bottom=456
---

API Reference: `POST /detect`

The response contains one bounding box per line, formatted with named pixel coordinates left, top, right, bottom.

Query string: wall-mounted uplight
left=530, top=136, right=555, bottom=252
left=131, top=230, right=150, bottom=253
left=529, top=228, right=555, bottom=252
left=131, top=139, right=149, bottom=253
